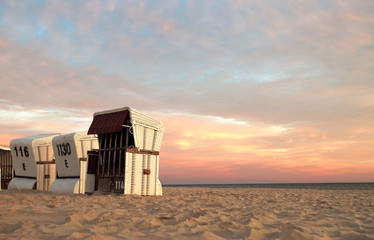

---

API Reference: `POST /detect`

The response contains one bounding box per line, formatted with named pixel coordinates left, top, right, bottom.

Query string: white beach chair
left=87, top=107, right=164, bottom=196
left=8, top=134, right=59, bottom=191
left=49, top=132, right=98, bottom=194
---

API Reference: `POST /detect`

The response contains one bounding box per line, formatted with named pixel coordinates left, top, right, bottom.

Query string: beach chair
left=8, top=134, right=60, bottom=191
left=0, top=145, right=13, bottom=190
left=87, top=107, right=164, bottom=195
left=49, top=132, right=98, bottom=194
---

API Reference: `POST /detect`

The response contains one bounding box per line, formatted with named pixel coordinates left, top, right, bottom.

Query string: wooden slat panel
left=102, top=134, right=107, bottom=177
left=117, top=129, right=123, bottom=177
left=107, top=133, right=112, bottom=177
left=126, top=148, right=159, bottom=155
left=112, top=132, right=118, bottom=177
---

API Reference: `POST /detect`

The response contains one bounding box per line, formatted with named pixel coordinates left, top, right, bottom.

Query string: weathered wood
left=1, top=149, right=13, bottom=189
left=112, top=132, right=118, bottom=177
left=126, top=148, right=159, bottom=156
left=97, top=135, right=103, bottom=176
left=107, top=132, right=113, bottom=177
left=102, top=133, right=108, bottom=177
left=36, top=160, right=56, bottom=164
left=118, top=128, right=123, bottom=177
left=94, top=146, right=128, bottom=152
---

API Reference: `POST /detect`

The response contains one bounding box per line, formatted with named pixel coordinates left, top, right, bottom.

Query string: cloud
left=0, top=36, right=160, bottom=110
left=0, top=0, right=373, bottom=183
left=154, top=112, right=374, bottom=183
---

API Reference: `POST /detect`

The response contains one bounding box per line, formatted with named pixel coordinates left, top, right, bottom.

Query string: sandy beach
left=0, top=187, right=373, bottom=240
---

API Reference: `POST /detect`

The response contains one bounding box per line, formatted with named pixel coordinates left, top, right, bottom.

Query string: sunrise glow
left=1, top=1, right=373, bottom=184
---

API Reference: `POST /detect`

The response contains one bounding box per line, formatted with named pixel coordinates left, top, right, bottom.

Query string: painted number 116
left=14, top=146, right=29, bottom=158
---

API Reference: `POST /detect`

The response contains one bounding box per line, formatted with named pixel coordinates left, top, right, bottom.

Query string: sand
left=0, top=187, right=373, bottom=240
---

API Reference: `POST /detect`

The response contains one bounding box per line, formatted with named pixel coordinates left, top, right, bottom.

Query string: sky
left=0, top=0, right=373, bottom=184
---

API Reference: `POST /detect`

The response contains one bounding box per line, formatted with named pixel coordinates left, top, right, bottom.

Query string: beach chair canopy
left=88, top=110, right=128, bottom=134
left=88, top=107, right=164, bottom=151
left=0, top=145, right=10, bottom=151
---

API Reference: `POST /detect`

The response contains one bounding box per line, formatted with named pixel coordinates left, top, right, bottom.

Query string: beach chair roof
left=10, top=133, right=60, bottom=146
left=88, top=107, right=164, bottom=134
left=88, top=107, right=164, bottom=151
left=0, top=145, right=10, bottom=151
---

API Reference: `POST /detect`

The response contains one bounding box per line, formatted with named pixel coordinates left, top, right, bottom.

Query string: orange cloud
left=1, top=109, right=373, bottom=184
left=149, top=112, right=374, bottom=184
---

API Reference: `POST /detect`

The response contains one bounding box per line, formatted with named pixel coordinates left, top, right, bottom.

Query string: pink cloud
left=1, top=1, right=373, bottom=184
left=153, top=112, right=374, bottom=184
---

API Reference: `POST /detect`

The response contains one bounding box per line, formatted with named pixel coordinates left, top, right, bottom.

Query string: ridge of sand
left=1, top=188, right=373, bottom=239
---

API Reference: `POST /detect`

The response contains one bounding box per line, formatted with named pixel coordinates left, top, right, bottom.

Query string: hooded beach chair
left=87, top=107, right=164, bottom=195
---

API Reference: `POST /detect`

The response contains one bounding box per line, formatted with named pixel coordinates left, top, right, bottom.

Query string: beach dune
left=0, top=187, right=373, bottom=239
